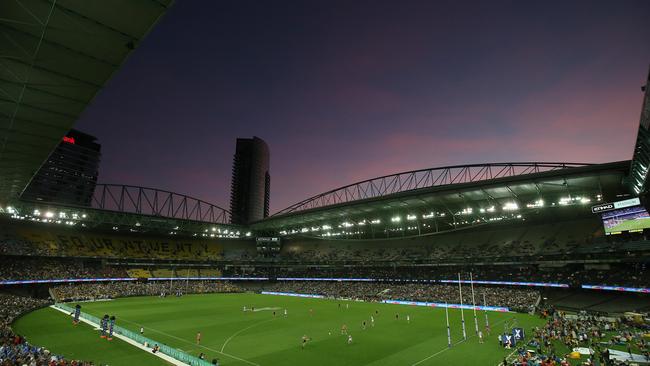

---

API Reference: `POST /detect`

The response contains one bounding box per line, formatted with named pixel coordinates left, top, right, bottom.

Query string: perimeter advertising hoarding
left=581, top=285, right=649, bottom=294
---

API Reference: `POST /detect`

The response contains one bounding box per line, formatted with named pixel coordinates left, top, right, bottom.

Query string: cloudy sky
left=75, top=0, right=650, bottom=213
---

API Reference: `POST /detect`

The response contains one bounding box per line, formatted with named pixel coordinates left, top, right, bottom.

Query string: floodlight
left=502, top=202, right=518, bottom=211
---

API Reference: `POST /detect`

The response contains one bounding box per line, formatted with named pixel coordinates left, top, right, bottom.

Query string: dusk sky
left=75, top=0, right=650, bottom=213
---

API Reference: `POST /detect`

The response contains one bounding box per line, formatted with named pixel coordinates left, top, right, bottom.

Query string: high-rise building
left=21, top=129, right=101, bottom=206
left=229, top=136, right=270, bottom=224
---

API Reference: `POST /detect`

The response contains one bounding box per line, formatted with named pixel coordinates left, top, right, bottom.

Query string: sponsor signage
left=591, top=203, right=614, bottom=213
left=438, top=279, right=569, bottom=288
left=256, top=237, right=280, bottom=242
left=592, top=197, right=641, bottom=214
left=381, top=300, right=509, bottom=312
left=581, top=284, right=650, bottom=294
left=0, top=277, right=269, bottom=286
left=0, top=278, right=137, bottom=285
left=614, top=197, right=640, bottom=209
left=146, top=277, right=269, bottom=281
left=276, top=277, right=376, bottom=282
left=261, top=291, right=325, bottom=298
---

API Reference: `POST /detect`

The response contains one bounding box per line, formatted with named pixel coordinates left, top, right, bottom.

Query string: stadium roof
left=252, top=161, right=631, bottom=235
left=0, top=0, right=173, bottom=202
left=630, top=65, right=650, bottom=195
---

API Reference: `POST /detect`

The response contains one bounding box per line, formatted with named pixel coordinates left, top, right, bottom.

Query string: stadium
left=1, top=2, right=649, bottom=366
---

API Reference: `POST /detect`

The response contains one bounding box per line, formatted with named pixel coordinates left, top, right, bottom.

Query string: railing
left=54, top=303, right=212, bottom=366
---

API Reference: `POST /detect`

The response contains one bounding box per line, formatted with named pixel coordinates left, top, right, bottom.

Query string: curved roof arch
left=91, top=183, right=233, bottom=224
left=274, top=162, right=593, bottom=216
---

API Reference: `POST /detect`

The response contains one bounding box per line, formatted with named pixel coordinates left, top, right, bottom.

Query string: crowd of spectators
left=0, top=294, right=99, bottom=365
left=0, top=257, right=126, bottom=282
left=0, top=231, right=45, bottom=257
left=227, top=263, right=650, bottom=289
left=1, top=254, right=648, bottom=290
left=263, top=281, right=539, bottom=312
left=3, top=217, right=650, bottom=264
left=503, top=309, right=650, bottom=366
left=50, top=281, right=243, bottom=302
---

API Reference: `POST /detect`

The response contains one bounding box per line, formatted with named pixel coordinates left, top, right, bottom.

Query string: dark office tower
left=230, top=137, right=270, bottom=224
left=22, top=129, right=101, bottom=206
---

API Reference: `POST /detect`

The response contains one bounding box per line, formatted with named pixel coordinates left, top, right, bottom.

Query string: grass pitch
left=15, top=293, right=546, bottom=366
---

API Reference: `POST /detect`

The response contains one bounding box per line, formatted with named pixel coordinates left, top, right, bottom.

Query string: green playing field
left=14, top=293, right=545, bottom=366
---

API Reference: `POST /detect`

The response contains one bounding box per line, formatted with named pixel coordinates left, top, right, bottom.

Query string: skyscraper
left=229, top=136, right=270, bottom=224
left=21, top=129, right=101, bottom=206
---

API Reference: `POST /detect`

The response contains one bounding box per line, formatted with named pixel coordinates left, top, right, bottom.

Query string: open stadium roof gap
left=0, top=0, right=174, bottom=201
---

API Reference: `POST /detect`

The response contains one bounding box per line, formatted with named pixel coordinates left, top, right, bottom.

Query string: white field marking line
left=221, top=318, right=278, bottom=352
left=496, top=348, right=518, bottom=366
left=48, top=305, right=188, bottom=366
left=250, top=307, right=281, bottom=312
left=410, top=316, right=509, bottom=366
left=411, top=339, right=466, bottom=366
left=116, top=315, right=261, bottom=366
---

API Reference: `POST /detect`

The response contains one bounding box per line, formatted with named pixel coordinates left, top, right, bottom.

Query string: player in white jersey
left=347, top=334, right=353, bottom=344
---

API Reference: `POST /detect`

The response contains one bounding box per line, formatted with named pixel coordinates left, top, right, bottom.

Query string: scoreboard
left=256, top=237, right=281, bottom=255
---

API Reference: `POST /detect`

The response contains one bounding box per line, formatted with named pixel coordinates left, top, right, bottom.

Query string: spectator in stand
left=0, top=294, right=99, bottom=365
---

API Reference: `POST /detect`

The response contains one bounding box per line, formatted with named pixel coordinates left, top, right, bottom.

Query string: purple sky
left=75, top=0, right=650, bottom=213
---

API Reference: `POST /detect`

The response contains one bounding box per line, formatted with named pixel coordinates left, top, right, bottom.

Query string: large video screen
left=602, top=205, right=650, bottom=234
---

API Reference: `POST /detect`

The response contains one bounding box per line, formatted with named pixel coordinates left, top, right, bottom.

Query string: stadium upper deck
left=252, top=161, right=630, bottom=239
left=0, top=160, right=631, bottom=240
